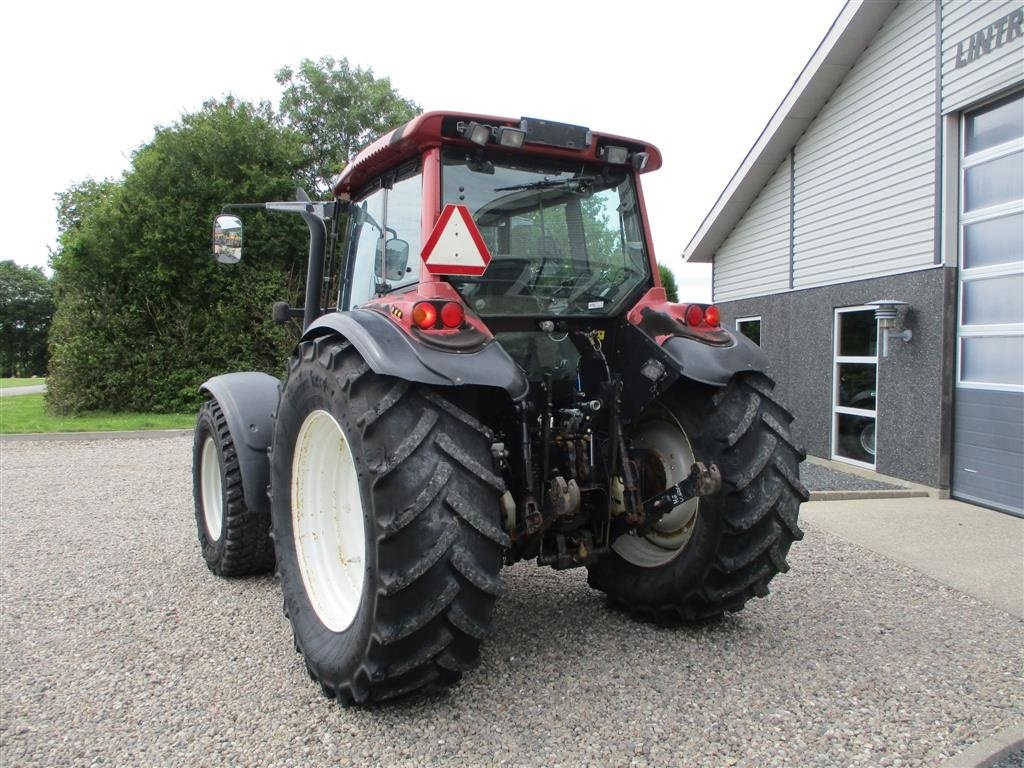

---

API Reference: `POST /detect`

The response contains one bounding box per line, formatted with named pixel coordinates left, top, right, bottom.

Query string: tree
left=659, top=264, right=679, bottom=302
left=47, top=98, right=310, bottom=413
left=276, top=57, right=420, bottom=191
left=0, top=261, right=54, bottom=377
left=48, top=62, right=423, bottom=415
left=55, top=178, right=119, bottom=235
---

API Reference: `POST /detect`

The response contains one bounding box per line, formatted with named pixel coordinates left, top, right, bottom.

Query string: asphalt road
left=0, top=384, right=46, bottom=397
left=1, top=434, right=1021, bottom=767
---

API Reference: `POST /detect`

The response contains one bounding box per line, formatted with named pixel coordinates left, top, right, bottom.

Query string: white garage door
left=953, top=91, right=1024, bottom=517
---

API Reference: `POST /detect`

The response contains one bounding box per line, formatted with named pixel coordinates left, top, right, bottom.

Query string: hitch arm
left=637, top=462, right=722, bottom=534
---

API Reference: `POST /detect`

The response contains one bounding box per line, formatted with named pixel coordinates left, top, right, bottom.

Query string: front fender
left=303, top=309, right=529, bottom=401
left=199, top=372, right=280, bottom=517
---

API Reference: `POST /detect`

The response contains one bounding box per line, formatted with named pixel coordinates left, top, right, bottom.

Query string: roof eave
left=683, top=0, right=900, bottom=264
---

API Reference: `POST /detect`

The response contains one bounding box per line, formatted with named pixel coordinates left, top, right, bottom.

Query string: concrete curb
left=809, top=488, right=930, bottom=501
left=0, top=429, right=193, bottom=442
left=804, top=453, right=945, bottom=498
left=938, top=722, right=1024, bottom=768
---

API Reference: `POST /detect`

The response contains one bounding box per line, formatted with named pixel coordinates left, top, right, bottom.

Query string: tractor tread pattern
left=274, top=339, right=506, bottom=705
left=436, top=433, right=506, bottom=492
left=379, top=522, right=459, bottom=596
left=445, top=488, right=512, bottom=547
left=194, top=400, right=274, bottom=577
left=588, top=371, right=806, bottom=624
left=379, top=464, right=452, bottom=539
left=357, top=381, right=411, bottom=428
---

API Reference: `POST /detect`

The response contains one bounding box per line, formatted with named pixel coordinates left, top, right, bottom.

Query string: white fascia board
left=683, top=0, right=899, bottom=264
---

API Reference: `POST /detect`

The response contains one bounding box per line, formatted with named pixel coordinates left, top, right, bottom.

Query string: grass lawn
left=0, top=377, right=45, bottom=388
left=0, top=393, right=194, bottom=434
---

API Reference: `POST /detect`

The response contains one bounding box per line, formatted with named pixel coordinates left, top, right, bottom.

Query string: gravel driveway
left=2, top=435, right=1021, bottom=767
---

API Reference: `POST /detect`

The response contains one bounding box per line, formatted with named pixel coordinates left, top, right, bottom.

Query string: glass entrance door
left=832, top=307, right=878, bottom=468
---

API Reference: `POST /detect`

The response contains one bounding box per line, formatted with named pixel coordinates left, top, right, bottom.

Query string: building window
left=736, top=316, right=762, bottom=345
left=832, top=307, right=878, bottom=468
left=958, top=91, right=1024, bottom=392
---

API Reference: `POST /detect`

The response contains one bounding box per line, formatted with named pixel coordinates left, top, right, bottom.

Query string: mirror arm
left=222, top=201, right=337, bottom=218
left=219, top=193, right=345, bottom=330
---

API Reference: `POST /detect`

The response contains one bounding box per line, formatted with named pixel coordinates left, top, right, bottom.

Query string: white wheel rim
left=291, top=409, right=366, bottom=633
left=612, top=418, right=699, bottom=568
left=200, top=436, right=224, bottom=542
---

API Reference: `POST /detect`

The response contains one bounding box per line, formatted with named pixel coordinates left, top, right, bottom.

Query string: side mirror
left=376, top=238, right=410, bottom=281
left=213, top=215, right=243, bottom=264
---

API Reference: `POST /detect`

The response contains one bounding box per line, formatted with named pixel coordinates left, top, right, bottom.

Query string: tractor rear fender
left=615, top=322, right=769, bottom=422
left=199, top=372, right=280, bottom=517
left=661, top=333, right=769, bottom=387
left=626, top=290, right=768, bottom=387
left=302, top=309, right=530, bottom=402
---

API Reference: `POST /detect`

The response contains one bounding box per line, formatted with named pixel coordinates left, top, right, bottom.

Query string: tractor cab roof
left=332, top=111, right=663, bottom=198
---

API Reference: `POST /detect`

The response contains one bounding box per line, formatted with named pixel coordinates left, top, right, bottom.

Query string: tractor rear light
left=412, top=302, right=438, bottom=330
left=704, top=305, right=721, bottom=327
left=440, top=302, right=465, bottom=328
left=411, top=301, right=466, bottom=330
left=684, top=304, right=705, bottom=327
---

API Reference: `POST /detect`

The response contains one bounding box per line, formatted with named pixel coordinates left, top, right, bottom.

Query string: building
left=683, top=0, right=1023, bottom=516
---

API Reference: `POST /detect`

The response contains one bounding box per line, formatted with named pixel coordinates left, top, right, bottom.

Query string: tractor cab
left=333, top=113, right=660, bottom=325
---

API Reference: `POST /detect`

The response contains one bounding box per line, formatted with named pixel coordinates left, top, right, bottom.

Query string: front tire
left=192, top=399, right=275, bottom=577
left=587, top=372, right=807, bottom=623
left=270, top=336, right=508, bottom=705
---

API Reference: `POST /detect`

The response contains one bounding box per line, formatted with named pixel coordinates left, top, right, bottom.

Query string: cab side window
left=347, top=188, right=386, bottom=309
left=343, top=166, right=422, bottom=309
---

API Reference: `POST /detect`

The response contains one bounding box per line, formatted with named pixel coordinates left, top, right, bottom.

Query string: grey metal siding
left=712, top=162, right=791, bottom=302
left=793, top=0, right=939, bottom=290
left=952, top=387, right=1024, bottom=515
left=941, top=0, right=1024, bottom=114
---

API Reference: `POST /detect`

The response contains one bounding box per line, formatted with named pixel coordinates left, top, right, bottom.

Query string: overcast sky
left=1, top=0, right=846, bottom=300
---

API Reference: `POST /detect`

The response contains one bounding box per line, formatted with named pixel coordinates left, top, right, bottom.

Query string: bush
left=47, top=99, right=309, bottom=414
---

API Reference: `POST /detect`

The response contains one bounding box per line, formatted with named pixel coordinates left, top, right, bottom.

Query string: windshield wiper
left=493, top=174, right=601, bottom=193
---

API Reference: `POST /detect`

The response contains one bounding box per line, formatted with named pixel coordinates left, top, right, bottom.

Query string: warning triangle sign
left=421, top=204, right=492, bottom=276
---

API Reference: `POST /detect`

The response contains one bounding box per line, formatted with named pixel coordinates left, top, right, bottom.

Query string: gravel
left=2, top=435, right=1021, bottom=768
left=801, top=462, right=906, bottom=492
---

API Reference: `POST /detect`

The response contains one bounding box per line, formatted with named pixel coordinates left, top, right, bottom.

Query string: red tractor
left=193, top=112, right=807, bottom=704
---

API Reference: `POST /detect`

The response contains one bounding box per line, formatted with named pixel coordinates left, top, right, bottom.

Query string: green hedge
left=47, top=99, right=310, bottom=414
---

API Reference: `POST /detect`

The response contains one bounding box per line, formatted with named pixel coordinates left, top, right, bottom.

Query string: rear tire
left=192, top=399, right=275, bottom=576
left=270, top=336, right=508, bottom=705
left=587, top=371, right=807, bottom=623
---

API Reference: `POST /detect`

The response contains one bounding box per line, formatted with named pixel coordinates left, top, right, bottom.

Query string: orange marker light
left=412, top=302, right=438, bottom=330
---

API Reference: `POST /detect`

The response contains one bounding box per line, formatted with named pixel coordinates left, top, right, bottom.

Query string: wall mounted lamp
left=867, top=300, right=912, bottom=357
